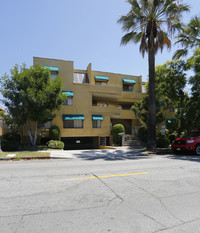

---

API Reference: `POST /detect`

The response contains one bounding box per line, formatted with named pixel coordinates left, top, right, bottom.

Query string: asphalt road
left=1, top=154, right=200, bottom=233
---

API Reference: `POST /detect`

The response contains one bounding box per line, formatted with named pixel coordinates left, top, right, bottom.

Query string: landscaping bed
left=0, top=151, right=50, bottom=160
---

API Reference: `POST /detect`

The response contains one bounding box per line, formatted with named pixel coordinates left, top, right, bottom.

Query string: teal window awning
left=95, top=76, right=109, bottom=81
left=62, top=91, right=74, bottom=97
left=92, top=115, right=103, bottom=121
left=44, top=66, right=59, bottom=72
left=63, top=114, right=85, bottom=120
left=122, top=79, right=136, bottom=84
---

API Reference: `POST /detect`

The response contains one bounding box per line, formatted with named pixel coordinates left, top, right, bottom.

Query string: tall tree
left=155, top=60, right=187, bottom=135
left=0, top=64, right=66, bottom=146
left=173, top=16, right=200, bottom=60
left=187, top=48, right=200, bottom=131
left=118, top=0, right=189, bottom=150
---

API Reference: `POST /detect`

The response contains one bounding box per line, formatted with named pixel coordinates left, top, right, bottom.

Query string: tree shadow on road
left=166, top=154, right=200, bottom=163
left=74, top=149, right=152, bottom=161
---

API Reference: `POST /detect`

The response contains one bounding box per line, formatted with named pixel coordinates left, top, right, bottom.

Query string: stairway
left=122, top=134, right=145, bottom=149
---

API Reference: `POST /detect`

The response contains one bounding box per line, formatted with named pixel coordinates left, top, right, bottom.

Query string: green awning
left=122, top=79, right=136, bottom=84
left=62, top=91, right=74, bottom=97
left=44, top=66, right=59, bottom=72
left=63, top=114, right=85, bottom=120
left=166, top=119, right=177, bottom=124
left=92, top=115, right=103, bottom=121
left=94, top=76, right=109, bottom=81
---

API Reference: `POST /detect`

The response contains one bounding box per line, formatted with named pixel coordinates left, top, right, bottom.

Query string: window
left=44, top=66, right=59, bottom=80
left=142, top=84, right=146, bottom=93
left=50, top=71, right=58, bottom=80
left=95, top=81, right=107, bottom=86
left=63, top=96, right=73, bottom=105
left=93, top=120, right=101, bottom=128
left=74, top=73, right=89, bottom=83
left=37, top=121, right=52, bottom=129
left=123, top=84, right=133, bottom=92
left=63, top=120, right=83, bottom=128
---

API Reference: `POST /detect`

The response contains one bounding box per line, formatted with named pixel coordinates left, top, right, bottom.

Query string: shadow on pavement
left=167, top=154, right=200, bottom=163
left=73, top=149, right=151, bottom=161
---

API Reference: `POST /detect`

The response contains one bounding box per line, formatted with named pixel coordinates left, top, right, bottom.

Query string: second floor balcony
left=90, top=84, right=122, bottom=98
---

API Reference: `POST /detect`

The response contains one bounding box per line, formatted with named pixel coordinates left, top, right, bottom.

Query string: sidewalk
left=0, top=147, right=148, bottom=161
left=49, top=147, right=148, bottom=159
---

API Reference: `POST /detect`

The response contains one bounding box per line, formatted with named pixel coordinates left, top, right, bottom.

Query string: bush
left=49, top=125, right=61, bottom=141
left=1, top=139, right=19, bottom=151
left=138, top=127, right=147, bottom=143
left=2, top=132, right=21, bottom=144
left=156, top=133, right=170, bottom=148
left=40, top=137, right=50, bottom=145
left=112, top=124, right=125, bottom=146
left=168, top=133, right=177, bottom=143
left=47, top=140, right=64, bottom=149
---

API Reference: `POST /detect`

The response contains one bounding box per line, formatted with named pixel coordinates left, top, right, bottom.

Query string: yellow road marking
left=56, top=172, right=149, bottom=181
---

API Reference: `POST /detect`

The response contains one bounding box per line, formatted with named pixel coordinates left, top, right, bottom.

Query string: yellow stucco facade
left=33, top=57, right=147, bottom=148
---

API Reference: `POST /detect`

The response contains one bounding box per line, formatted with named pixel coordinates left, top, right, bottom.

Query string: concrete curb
left=0, top=156, right=50, bottom=161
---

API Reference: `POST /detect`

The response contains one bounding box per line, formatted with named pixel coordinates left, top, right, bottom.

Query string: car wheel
left=195, top=145, right=200, bottom=155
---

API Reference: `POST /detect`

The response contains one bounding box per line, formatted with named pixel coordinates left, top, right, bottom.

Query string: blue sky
left=0, top=0, right=199, bottom=92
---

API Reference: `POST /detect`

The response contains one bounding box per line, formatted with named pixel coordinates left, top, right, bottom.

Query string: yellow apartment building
left=33, top=57, right=174, bottom=149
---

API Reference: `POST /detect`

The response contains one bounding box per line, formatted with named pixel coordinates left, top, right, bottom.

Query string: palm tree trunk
left=147, top=47, right=156, bottom=150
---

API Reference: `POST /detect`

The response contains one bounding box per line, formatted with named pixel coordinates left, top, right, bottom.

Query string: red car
left=171, top=135, right=200, bottom=155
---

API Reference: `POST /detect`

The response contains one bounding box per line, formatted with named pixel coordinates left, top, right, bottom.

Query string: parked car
left=171, top=134, right=200, bottom=155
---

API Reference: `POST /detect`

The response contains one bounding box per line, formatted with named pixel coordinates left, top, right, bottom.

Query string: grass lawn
left=0, top=151, right=50, bottom=159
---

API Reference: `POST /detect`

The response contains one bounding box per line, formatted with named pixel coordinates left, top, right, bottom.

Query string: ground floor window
left=93, top=120, right=101, bottom=128
left=37, top=121, right=52, bottom=129
left=63, top=120, right=83, bottom=128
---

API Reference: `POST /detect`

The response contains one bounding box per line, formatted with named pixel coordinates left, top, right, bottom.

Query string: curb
left=0, top=157, right=50, bottom=161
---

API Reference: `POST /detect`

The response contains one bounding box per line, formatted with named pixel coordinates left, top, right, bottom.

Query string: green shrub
left=2, top=132, right=21, bottom=144
left=138, top=127, right=147, bottom=143
left=47, top=140, right=64, bottom=149
left=49, top=125, right=61, bottom=141
left=112, top=124, right=125, bottom=146
left=168, top=132, right=177, bottom=143
left=1, top=139, right=19, bottom=151
left=156, top=134, right=170, bottom=148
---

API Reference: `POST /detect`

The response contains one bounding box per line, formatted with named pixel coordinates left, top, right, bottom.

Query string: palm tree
left=118, top=0, right=189, bottom=150
left=173, top=16, right=200, bottom=60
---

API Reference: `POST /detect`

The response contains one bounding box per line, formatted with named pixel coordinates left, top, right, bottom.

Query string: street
left=1, top=153, right=200, bottom=233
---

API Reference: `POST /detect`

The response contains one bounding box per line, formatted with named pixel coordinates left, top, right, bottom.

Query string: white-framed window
left=73, top=73, right=89, bottom=83
left=142, top=84, right=146, bottom=93
left=63, top=96, right=73, bottom=105
left=93, top=120, right=101, bottom=128
left=63, top=120, right=83, bottom=128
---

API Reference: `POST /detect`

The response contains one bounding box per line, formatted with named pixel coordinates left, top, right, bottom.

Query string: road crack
left=90, top=172, right=123, bottom=206
left=15, top=214, right=24, bottom=233
left=122, top=176, right=184, bottom=224
left=152, top=217, right=200, bottom=233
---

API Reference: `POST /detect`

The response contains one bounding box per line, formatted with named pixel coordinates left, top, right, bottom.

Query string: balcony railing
left=91, top=105, right=122, bottom=117
left=90, top=84, right=122, bottom=97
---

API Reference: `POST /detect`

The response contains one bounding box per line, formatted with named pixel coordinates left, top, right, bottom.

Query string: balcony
left=121, top=91, right=145, bottom=100
left=121, top=110, right=137, bottom=119
left=91, top=105, right=122, bottom=117
left=90, top=84, right=122, bottom=98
